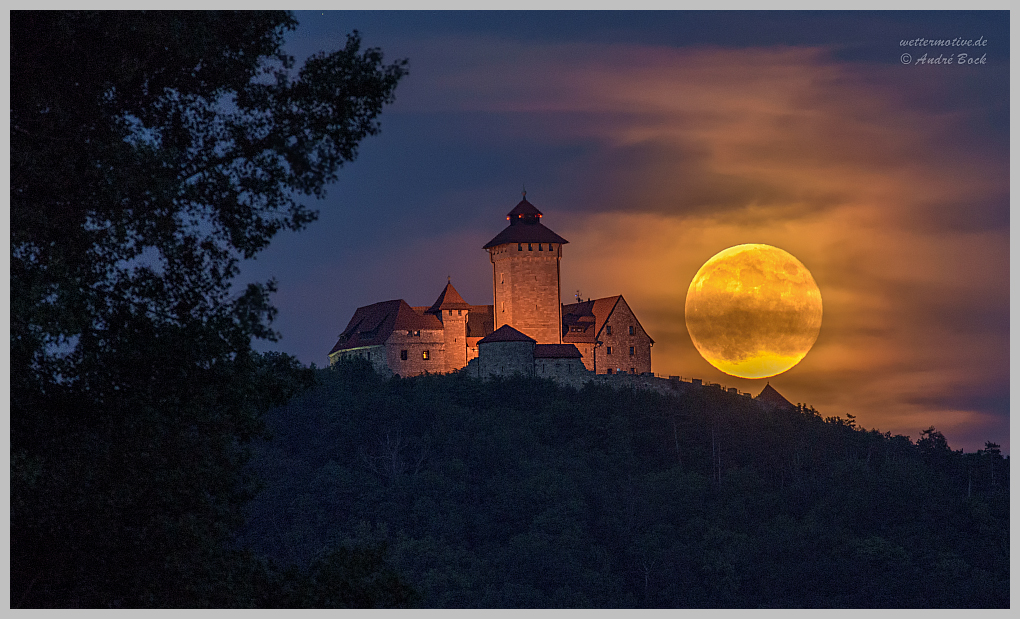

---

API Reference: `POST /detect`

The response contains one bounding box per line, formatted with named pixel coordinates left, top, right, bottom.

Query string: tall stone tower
left=483, top=193, right=568, bottom=344
left=424, top=279, right=471, bottom=373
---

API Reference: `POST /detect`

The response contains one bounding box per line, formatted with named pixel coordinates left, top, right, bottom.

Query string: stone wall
left=490, top=242, right=562, bottom=344
left=383, top=329, right=446, bottom=377
left=476, top=340, right=536, bottom=378
left=329, top=345, right=389, bottom=375
left=594, top=299, right=652, bottom=375
left=573, top=342, right=596, bottom=372
left=535, top=356, right=589, bottom=387
left=438, top=309, right=468, bottom=373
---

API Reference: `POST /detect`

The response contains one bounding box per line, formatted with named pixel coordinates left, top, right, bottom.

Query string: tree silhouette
left=10, top=11, right=406, bottom=607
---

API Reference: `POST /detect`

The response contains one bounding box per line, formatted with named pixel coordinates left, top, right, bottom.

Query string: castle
left=328, top=194, right=654, bottom=380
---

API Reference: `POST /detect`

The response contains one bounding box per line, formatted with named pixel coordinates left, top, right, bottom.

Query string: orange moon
left=685, top=244, right=823, bottom=379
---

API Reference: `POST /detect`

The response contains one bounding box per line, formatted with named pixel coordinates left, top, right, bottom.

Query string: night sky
left=239, top=11, right=1009, bottom=454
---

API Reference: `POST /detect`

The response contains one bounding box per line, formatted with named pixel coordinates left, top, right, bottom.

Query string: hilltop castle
left=328, top=194, right=653, bottom=379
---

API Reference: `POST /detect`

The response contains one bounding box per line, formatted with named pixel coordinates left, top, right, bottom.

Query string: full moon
left=685, top=244, right=822, bottom=379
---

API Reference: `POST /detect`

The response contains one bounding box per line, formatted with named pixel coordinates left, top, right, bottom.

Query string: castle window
left=629, top=325, right=635, bottom=335
left=606, top=325, right=612, bottom=335
left=449, top=310, right=453, bottom=315
left=518, top=243, right=522, bottom=250
left=606, top=346, right=613, bottom=355
left=630, top=367, right=636, bottom=374
left=400, top=350, right=408, bottom=360
left=607, top=368, right=614, bottom=375
left=422, top=350, right=430, bottom=360
left=630, top=346, right=635, bottom=356
left=539, top=243, right=543, bottom=250
left=528, top=243, right=533, bottom=251
left=414, top=330, right=421, bottom=337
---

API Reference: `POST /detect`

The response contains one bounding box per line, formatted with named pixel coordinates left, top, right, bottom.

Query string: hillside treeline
left=242, top=359, right=1009, bottom=607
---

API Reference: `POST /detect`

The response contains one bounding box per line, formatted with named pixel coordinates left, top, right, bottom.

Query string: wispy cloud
left=404, top=36, right=1008, bottom=450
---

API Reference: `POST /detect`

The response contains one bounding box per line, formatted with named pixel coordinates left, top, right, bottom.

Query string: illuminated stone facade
left=329, top=195, right=653, bottom=377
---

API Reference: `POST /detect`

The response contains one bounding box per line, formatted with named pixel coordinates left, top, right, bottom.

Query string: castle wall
left=535, top=356, right=589, bottom=384
left=491, top=242, right=562, bottom=344
left=477, top=340, right=535, bottom=378
left=572, top=343, right=596, bottom=371
left=595, top=300, right=652, bottom=375
left=330, top=345, right=389, bottom=375
left=384, top=329, right=446, bottom=377
left=466, top=336, right=483, bottom=364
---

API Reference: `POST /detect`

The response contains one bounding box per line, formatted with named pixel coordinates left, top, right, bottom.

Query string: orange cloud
left=384, top=36, right=1007, bottom=451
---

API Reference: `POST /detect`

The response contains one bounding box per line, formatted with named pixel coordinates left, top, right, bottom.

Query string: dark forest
left=241, top=359, right=1009, bottom=608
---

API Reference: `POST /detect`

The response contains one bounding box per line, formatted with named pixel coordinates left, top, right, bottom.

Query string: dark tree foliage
left=10, top=11, right=407, bottom=607
left=246, top=360, right=1009, bottom=608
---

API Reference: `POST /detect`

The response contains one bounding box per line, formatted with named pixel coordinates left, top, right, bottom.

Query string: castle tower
left=483, top=193, right=568, bottom=344
left=425, top=279, right=472, bottom=373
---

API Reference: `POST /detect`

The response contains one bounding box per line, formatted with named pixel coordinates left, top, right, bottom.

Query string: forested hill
left=243, top=359, right=1009, bottom=608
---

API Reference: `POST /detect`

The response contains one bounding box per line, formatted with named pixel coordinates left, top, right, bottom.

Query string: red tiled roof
left=561, top=295, right=654, bottom=345
left=426, top=281, right=472, bottom=313
left=467, top=304, right=494, bottom=338
left=533, top=343, right=582, bottom=359
left=756, top=383, right=795, bottom=409
left=561, top=296, right=620, bottom=343
left=478, top=324, right=536, bottom=344
left=329, top=299, right=442, bottom=354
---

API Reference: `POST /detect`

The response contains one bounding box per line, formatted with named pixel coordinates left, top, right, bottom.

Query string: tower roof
left=426, top=280, right=472, bottom=314
left=507, top=198, right=543, bottom=218
left=483, top=196, right=568, bottom=249
left=756, top=382, right=795, bottom=409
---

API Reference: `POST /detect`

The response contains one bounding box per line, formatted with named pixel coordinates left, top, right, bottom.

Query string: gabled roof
left=426, top=281, right=472, bottom=313
left=756, top=383, right=795, bottom=409
left=561, top=295, right=655, bottom=345
left=534, top=343, right=582, bottom=359
left=329, top=299, right=443, bottom=354
left=478, top=324, right=536, bottom=344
